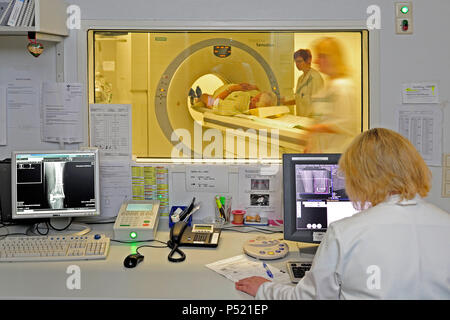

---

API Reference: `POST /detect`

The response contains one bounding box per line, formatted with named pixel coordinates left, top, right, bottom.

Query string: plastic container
left=231, top=210, right=245, bottom=225
left=169, top=206, right=192, bottom=228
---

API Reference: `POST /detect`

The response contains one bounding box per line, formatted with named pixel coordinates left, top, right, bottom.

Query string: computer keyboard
left=0, top=234, right=110, bottom=262
left=286, top=261, right=312, bottom=283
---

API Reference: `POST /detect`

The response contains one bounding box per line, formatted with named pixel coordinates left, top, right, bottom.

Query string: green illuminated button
left=400, top=6, right=409, bottom=14
left=144, top=220, right=150, bottom=223
left=130, top=232, right=137, bottom=239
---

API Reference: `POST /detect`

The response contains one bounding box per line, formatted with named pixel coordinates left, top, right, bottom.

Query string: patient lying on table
left=193, top=83, right=277, bottom=116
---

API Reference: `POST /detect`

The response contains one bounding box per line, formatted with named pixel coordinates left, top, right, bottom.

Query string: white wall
left=1, top=0, right=449, bottom=212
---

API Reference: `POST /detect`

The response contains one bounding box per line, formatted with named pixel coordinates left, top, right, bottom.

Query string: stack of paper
left=206, top=254, right=291, bottom=284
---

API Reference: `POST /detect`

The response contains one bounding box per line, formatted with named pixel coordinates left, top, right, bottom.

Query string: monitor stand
left=297, top=244, right=319, bottom=258
left=49, top=217, right=91, bottom=236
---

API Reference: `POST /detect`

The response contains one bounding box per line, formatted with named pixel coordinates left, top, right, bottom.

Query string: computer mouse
left=123, top=253, right=144, bottom=268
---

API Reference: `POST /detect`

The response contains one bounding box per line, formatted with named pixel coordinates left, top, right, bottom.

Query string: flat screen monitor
left=283, top=153, right=359, bottom=248
left=11, top=150, right=100, bottom=220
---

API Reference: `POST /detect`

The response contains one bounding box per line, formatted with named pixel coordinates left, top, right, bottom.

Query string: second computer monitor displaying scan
left=283, top=154, right=359, bottom=244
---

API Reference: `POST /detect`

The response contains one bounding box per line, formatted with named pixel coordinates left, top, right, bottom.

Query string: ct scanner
left=147, top=32, right=310, bottom=158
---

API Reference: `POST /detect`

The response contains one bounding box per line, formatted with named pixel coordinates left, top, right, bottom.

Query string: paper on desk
left=41, top=82, right=84, bottom=143
left=206, top=254, right=291, bottom=284
left=0, top=86, right=6, bottom=145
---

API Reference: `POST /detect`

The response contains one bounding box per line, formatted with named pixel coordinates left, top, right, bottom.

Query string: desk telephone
left=168, top=221, right=221, bottom=262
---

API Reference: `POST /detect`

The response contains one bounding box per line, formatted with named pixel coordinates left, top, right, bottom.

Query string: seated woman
left=194, top=83, right=277, bottom=116
left=235, top=128, right=450, bottom=299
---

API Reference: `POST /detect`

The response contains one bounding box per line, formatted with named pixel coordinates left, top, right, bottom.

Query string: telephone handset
left=167, top=221, right=188, bottom=262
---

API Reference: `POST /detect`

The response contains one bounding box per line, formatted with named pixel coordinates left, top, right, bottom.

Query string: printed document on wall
left=402, top=82, right=439, bottom=104
left=89, top=104, right=132, bottom=161
left=7, top=82, right=40, bottom=130
left=99, top=160, right=132, bottom=218
left=0, top=86, right=6, bottom=145
left=238, top=165, right=282, bottom=223
left=395, top=105, right=442, bottom=166
left=41, top=82, right=84, bottom=143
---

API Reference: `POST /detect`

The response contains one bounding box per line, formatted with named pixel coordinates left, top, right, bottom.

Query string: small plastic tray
left=169, top=206, right=192, bottom=228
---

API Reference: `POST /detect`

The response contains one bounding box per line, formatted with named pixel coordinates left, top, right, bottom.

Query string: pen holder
left=214, top=195, right=231, bottom=226
left=169, top=206, right=192, bottom=229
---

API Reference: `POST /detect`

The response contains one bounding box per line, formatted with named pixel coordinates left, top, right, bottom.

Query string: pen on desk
left=262, top=262, right=274, bottom=279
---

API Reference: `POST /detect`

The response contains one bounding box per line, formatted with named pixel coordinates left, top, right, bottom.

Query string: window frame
left=78, top=20, right=379, bottom=162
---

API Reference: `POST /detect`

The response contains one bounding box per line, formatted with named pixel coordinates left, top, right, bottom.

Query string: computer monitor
left=11, top=150, right=100, bottom=220
left=283, top=153, right=359, bottom=254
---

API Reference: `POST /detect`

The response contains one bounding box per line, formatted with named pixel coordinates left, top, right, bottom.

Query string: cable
left=135, top=241, right=169, bottom=255
left=0, top=224, right=28, bottom=240
left=31, top=222, right=50, bottom=236
left=167, top=240, right=186, bottom=262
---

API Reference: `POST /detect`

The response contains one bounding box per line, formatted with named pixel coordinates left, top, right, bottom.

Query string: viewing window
left=88, top=30, right=369, bottom=159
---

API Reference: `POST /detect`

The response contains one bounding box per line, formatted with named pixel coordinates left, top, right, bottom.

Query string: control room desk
left=0, top=223, right=307, bottom=299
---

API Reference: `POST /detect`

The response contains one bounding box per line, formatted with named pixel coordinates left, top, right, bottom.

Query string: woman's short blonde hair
left=338, top=128, right=431, bottom=208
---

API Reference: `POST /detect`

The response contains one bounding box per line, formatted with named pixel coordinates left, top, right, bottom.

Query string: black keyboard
left=286, top=261, right=312, bottom=283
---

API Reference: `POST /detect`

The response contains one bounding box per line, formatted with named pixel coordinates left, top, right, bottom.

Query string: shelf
left=0, top=0, right=68, bottom=42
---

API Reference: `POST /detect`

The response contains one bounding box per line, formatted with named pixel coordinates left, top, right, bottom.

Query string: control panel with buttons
left=243, top=237, right=289, bottom=260
left=113, top=200, right=160, bottom=241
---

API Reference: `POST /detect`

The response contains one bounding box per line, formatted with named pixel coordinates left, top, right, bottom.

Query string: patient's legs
left=299, top=170, right=314, bottom=193
left=313, top=169, right=329, bottom=193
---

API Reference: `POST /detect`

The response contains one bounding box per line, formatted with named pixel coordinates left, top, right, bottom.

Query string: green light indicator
left=130, top=232, right=137, bottom=239
left=400, top=6, right=409, bottom=14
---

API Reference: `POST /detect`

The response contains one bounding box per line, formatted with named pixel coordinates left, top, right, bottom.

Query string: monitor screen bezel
left=11, top=149, right=101, bottom=220
left=283, top=153, right=343, bottom=244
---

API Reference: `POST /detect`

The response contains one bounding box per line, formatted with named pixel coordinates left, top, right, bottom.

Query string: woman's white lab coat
left=256, top=195, right=450, bottom=300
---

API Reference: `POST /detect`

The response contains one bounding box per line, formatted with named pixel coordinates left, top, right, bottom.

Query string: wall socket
left=442, top=154, right=450, bottom=198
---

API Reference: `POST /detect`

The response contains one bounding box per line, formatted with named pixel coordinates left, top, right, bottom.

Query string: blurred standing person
left=283, top=49, right=324, bottom=117
left=304, top=37, right=360, bottom=153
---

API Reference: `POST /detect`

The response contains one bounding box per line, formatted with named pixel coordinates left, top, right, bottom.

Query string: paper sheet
left=238, top=165, right=283, bottom=223
left=41, top=82, right=84, bottom=143
left=395, top=104, right=442, bottom=166
left=185, top=165, right=229, bottom=192
left=99, top=160, right=132, bottom=218
left=402, top=82, right=439, bottom=104
left=0, top=86, right=6, bottom=145
left=7, top=83, right=40, bottom=129
left=89, top=104, right=132, bottom=161
left=131, top=164, right=170, bottom=216
left=206, top=254, right=291, bottom=284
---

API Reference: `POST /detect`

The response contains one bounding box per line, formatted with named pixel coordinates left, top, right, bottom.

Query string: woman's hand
left=235, top=276, right=271, bottom=297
